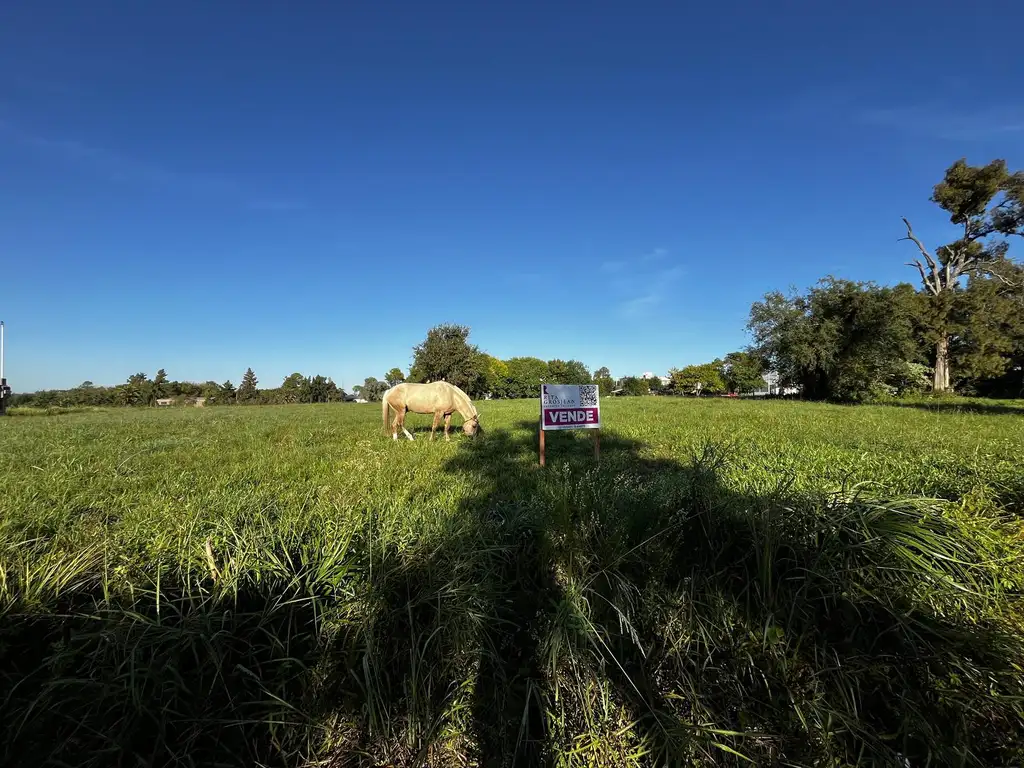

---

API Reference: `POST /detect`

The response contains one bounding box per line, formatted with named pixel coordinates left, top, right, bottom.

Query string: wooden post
left=594, top=429, right=600, bottom=461
left=539, top=418, right=546, bottom=466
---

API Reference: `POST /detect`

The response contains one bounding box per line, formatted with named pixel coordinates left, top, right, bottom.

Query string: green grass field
left=2, top=398, right=1023, bottom=767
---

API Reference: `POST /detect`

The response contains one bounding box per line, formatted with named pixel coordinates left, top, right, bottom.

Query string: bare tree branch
left=900, top=217, right=945, bottom=292
left=905, top=260, right=940, bottom=295
left=900, top=217, right=940, bottom=271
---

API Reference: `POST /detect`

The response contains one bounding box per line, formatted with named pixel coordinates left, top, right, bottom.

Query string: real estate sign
left=541, top=384, right=601, bottom=431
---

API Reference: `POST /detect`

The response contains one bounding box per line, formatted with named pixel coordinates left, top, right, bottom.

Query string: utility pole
left=0, top=321, right=11, bottom=415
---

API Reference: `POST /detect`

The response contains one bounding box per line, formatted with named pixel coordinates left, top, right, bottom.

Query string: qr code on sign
left=579, top=385, right=598, bottom=407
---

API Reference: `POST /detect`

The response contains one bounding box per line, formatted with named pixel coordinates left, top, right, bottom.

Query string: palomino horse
left=382, top=381, right=481, bottom=441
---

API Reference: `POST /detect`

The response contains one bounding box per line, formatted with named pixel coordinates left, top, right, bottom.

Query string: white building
left=641, top=372, right=671, bottom=386
left=749, top=371, right=800, bottom=397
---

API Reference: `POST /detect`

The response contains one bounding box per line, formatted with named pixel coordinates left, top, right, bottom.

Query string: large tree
left=504, top=357, right=549, bottom=398
left=900, top=158, right=1022, bottom=392
left=237, top=368, right=259, bottom=402
left=476, top=354, right=510, bottom=398
left=722, top=351, right=765, bottom=394
left=748, top=278, right=920, bottom=402
left=546, top=359, right=592, bottom=385
left=277, top=373, right=304, bottom=403
left=384, top=368, right=406, bottom=388
left=951, top=262, right=1024, bottom=395
left=618, top=376, right=649, bottom=396
left=594, top=367, right=615, bottom=396
left=152, top=369, right=169, bottom=399
left=669, top=362, right=726, bottom=396
left=410, top=324, right=485, bottom=395
left=357, top=376, right=388, bottom=402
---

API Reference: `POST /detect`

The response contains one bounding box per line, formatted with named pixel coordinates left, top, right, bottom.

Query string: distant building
left=155, top=398, right=174, bottom=407
left=641, top=372, right=671, bottom=386
left=749, top=372, right=800, bottom=397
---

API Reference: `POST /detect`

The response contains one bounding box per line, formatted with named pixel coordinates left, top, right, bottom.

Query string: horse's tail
left=382, top=390, right=391, bottom=433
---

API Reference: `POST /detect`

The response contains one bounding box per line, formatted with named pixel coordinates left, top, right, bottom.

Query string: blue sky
left=2, top=1, right=1023, bottom=392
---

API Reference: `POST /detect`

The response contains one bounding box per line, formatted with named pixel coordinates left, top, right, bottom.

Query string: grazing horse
left=382, top=381, right=481, bottom=441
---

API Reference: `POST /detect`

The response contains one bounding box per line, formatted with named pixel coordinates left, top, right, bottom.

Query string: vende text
left=544, top=408, right=599, bottom=426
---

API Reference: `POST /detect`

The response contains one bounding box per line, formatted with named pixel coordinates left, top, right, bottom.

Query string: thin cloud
left=247, top=200, right=307, bottom=212
left=619, top=293, right=660, bottom=317
left=857, top=104, right=1024, bottom=141
left=642, top=247, right=668, bottom=263
left=1, top=118, right=303, bottom=209
left=616, top=265, right=684, bottom=318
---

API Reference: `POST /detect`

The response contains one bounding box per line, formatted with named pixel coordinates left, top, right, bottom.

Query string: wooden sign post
left=539, top=383, right=601, bottom=466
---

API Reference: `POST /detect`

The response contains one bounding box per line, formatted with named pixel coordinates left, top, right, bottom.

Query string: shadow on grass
left=877, top=399, right=1024, bottom=416
left=0, top=582, right=320, bottom=767
left=3, top=420, right=1023, bottom=766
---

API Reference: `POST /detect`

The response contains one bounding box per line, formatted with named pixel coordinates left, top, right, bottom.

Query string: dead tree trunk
left=900, top=217, right=966, bottom=394
left=933, top=336, right=950, bottom=393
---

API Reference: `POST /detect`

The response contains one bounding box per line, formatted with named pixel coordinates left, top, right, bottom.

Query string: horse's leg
left=401, top=409, right=415, bottom=441
left=391, top=410, right=401, bottom=440
left=430, top=411, right=441, bottom=441
left=444, top=413, right=452, bottom=442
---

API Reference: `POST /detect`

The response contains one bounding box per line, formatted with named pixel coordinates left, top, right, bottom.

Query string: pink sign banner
left=541, top=384, right=601, bottom=431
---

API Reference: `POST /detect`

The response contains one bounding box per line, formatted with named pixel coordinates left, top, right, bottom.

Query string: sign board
left=541, top=384, right=600, bottom=431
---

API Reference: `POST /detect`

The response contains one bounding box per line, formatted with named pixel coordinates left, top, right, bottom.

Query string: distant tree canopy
left=355, top=377, right=388, bottom=402
left=669, top=363, right=726, bottom=396
left=409, top=324, right=484, bottom=394
left=722, top=352, right=766, bottom=394
left=748, top=278, right=921, bottom=403
left=237, top=368, right=259, bottom=402
left=618, top=376, right=650, bottom=397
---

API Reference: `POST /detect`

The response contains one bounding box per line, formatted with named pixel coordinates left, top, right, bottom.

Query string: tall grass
left=1, top=399, right=1022, bottom=766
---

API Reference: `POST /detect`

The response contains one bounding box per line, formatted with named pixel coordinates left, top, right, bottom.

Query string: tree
left=476, top=354, right=510, bottom=398
left=279, top=372, right=306, bottom=403
left=900, top=158, right=1022, bottom=392
left=722, top=351, right=766, bottom=394
left=669, top=363, right=725, bottom=396
left=384, top=368, right=406, bottom=388
left=237, top=367, right=259, bottom=403
left=219, top=380, right=236, bottom=404
left=748, top=278, right=920, bottom=402
left=302, top=375, right=337, bottom=403
left=153, top=369, right=169, bottom=399
left=358, top=377, right=388, bottom=402
left=546, top=359, right=591, bottom=385
left=410, top=324, right=485, bottom=395
left=647, top=375, right=664, bottom=394
left=564, top=360, right=592, bottom=384
left=594, top=367, right=615, bottom=396
left=115, top=383, right=142, bottom=407
left=504, top=357, right=549, bottom=398
left=618, top=376, right=649, bottom=396
left=950, top=263, right=1024, bottom=394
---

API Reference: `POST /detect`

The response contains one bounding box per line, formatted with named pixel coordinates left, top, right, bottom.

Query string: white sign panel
left=541, top=384, right=601, bottom=431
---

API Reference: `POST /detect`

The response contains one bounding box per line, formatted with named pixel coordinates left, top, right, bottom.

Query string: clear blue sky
left=3, top=1, right=1023, bottom=392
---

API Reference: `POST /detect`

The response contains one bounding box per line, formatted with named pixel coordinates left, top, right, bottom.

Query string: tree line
left=9, top=369, right=349, bottom=409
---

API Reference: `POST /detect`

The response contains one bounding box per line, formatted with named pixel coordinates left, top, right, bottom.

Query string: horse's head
left=463, top=413, right=481, bottom=437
